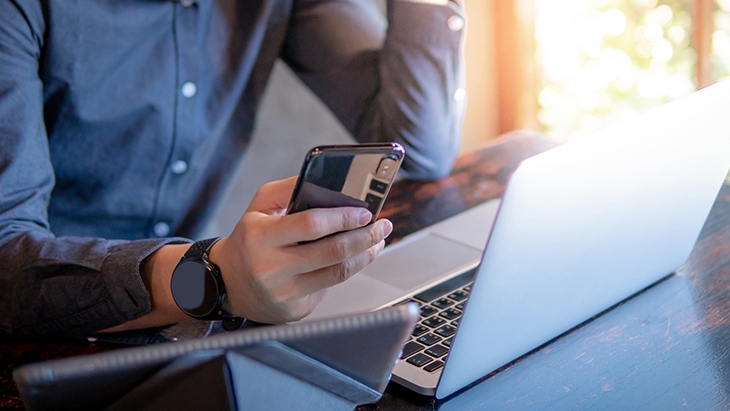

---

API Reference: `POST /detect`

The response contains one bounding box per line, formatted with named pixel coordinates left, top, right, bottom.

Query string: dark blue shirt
left=0, top=0, right=465, bottom=338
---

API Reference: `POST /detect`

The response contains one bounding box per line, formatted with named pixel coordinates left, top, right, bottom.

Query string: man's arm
left=0, top=1, right=177, bottom=338
left=282, top=0, right=466, bottom=180
left=0, top=2, right=390, bottom=339
left=105, top=178, right=393, bottom=332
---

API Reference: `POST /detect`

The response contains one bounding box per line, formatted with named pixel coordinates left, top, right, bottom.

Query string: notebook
left=303, top=80, right=730, bottom=398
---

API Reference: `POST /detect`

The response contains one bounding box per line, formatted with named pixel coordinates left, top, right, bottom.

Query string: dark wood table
left=3, top=131, right=730, bottom=410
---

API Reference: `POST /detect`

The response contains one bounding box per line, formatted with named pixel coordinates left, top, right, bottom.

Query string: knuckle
left=327, top=239, right=349, bottom=261
left=341, top=210, right=357, bottom=230
left=302, top=213, right=325, bottom=235
left=258, top=180, right=277, bottom=196
left=335, top=259, right=356, bottom=283
left=367, top=243, right=381, bottom=263
left=369, top=226, right=379, bottom=245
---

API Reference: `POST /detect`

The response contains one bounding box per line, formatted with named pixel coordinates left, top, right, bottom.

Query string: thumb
left=247, top=176, right=298, bottom=214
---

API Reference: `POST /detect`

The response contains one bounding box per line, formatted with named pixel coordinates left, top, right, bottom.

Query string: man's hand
left=209, top=177, right=392, bottom=323
left=103, top=176, right=391, bottom=333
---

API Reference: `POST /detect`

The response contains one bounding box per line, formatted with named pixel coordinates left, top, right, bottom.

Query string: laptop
left=303, top=79, right=730, bottom=399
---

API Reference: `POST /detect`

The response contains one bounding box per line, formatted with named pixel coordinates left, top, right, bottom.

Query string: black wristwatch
left=170, top=237, right=245, bottom=331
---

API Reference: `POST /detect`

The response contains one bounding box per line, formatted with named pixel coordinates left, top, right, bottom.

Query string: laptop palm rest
left=305, top=233, right=483, bottom=321
left=304, top=199, right=501, bottom=322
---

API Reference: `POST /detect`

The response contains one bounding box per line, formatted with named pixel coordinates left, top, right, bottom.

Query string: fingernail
left=359, top=209, right=373, bottom=225
left=381, top=220, right=393, bottom=238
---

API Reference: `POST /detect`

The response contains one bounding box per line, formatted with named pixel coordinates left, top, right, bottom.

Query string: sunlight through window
left=534, top=0, right=696, bottom=141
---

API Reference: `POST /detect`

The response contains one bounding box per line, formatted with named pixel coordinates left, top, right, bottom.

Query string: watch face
left=171, top=260, right=220, bottom=317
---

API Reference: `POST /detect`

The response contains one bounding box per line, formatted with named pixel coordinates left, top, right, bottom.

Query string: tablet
left=14, top=304, right=418, bottom=411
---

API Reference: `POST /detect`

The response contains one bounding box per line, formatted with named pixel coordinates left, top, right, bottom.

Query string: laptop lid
left=436, top=80, right=730, bottom=399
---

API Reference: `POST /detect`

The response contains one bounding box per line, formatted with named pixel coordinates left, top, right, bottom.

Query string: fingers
left=293, top=240, right=386, bottom=297
left=288, top=218, right=393, bottom=274
left=267, top=206, right=374, bottom=246
left=247, top=176, right=298, bottom=214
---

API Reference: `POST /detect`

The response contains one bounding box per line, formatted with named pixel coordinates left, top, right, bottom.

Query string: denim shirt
left=0, top=0, right=465, bottom=339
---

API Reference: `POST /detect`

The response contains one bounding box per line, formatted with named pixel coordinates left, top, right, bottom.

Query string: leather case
left=14, top=304, right=419, bottom=411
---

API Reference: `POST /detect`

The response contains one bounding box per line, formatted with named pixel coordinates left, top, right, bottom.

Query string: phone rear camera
left=377, top=158, right=397, bottom=179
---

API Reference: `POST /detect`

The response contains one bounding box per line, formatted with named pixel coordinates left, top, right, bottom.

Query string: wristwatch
left=170, top=237, right=245, bottom=331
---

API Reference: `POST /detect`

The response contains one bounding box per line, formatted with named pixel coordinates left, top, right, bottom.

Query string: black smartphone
left=287, top=143, right=406, bottom=223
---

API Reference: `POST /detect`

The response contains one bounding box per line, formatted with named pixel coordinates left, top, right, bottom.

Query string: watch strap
left=179, top=237, right=245, bottom=331
left=183, top=237, right=220, bottom=259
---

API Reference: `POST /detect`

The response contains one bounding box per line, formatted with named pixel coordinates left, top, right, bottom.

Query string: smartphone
left=287, top=143, right=405, bottom=223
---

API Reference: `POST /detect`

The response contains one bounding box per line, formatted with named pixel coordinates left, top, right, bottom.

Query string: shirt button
left=181, top=82, right=197, bottom=98
left=448, top=15, right=465, bottom=32
left=180, top=0, right=194, bottom=6
left=171, top=160, right=188, bottom=174
left=454, top=87, right=466, bottom=102
left=154, top=222, right=170, bottom=237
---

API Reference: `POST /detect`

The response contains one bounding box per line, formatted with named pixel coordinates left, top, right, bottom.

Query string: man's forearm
left=100, top=243, right=190, bottom=333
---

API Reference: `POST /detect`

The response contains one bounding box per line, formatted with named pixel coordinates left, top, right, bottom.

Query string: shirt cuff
left=100, top=237, right=193, bottom=328
left=25, top=237, right=193, bottom=338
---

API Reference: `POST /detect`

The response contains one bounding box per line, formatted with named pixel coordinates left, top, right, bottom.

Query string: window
left=491, top=0, right=729, bottom=141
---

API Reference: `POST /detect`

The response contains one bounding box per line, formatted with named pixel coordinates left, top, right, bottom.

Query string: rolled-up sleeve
left=0, top=1, right=185, bottom=338
left=283, top=0, right=466, bottom=180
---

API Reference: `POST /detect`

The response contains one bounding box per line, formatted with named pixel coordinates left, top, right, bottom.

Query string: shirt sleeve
left=0, top=1, right=185, bottom=338
left=282, top=0, right=466, bottom=180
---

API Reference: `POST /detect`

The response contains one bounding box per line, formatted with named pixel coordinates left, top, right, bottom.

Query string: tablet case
left=14, top=304, right=419, bottom=411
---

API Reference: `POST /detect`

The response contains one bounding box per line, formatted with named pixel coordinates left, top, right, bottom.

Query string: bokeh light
left=534, top=0, right=696, bottom=141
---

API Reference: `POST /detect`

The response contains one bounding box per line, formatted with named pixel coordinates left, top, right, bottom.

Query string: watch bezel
left=170, top=248, right=228, bottom=320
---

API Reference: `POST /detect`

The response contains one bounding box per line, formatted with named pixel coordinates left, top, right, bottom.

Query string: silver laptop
left=302, top=80, right=730, bottom=398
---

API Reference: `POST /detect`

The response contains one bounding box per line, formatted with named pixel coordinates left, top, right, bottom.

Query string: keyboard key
left=412, top=324, right=429, bottom=337
left=443, top=337, right=453, bottom=347
left=439, top=308, right=461, bottom=320
left=401, top=341, right=424, bottom=359
left=425, top=344, right=449, bottom=358
left=417, top=333, right=442, bottom=346
left=432, top=298, right=454, bottom=309
left=412, top=269, right=477, bottom=303
left=424, top=360, right=445, bottom=372
left=420, top=305, right=438, bottom=318
left=451, top=319, right=460, bottom=327
left=455, top=303, right=465, bottom=311
left=406, top=353, right=433, bottom=367
left=447, top=290, right=469, bottom=301
left=434, top=325, right=456, bottom=338
left=464, top=285, right=471, bottom=291
left=422, top=316, right=446, bottom=328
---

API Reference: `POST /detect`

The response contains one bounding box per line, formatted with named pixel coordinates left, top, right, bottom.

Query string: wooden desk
left=3, top=131, right=730, bottom=410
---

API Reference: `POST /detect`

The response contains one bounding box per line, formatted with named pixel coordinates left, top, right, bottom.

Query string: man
left=0, top=0, right=465, bottom=341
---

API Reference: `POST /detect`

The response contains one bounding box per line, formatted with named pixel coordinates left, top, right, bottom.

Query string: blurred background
left=202, top=0, right=730, bottom=237
left=481, top=0, right=730, bottom=144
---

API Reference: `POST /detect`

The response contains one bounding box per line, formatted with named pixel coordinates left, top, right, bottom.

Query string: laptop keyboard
left=398, top=268, right=476, bottom=373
